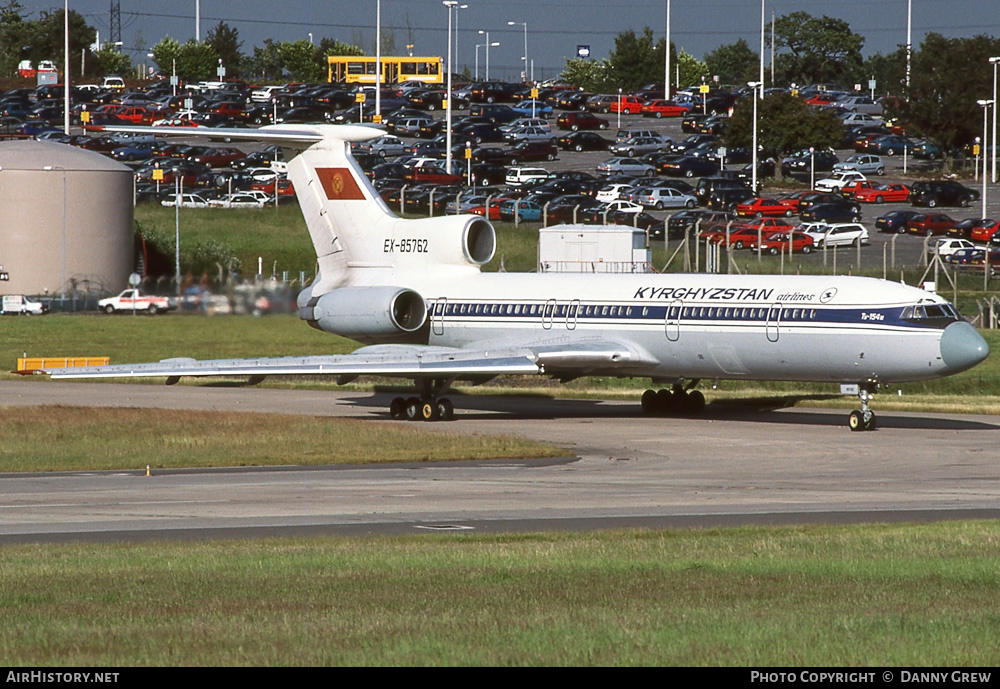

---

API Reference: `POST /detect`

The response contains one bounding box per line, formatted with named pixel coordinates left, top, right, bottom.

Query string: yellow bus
left=327, top=56, right=444, bottom=85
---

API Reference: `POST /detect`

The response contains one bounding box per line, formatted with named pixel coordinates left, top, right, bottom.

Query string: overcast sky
left=19, top=0, right=1000, bottom=82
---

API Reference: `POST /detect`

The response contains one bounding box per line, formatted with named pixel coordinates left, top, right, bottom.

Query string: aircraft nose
left=940, top=321, right=990, bottom=373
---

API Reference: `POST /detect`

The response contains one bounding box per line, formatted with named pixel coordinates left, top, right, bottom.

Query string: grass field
left=1, top=523, right=998, bottom=666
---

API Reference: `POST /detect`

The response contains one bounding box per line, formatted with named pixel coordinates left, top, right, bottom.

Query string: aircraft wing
left=39, top=339, right=658, bottom=382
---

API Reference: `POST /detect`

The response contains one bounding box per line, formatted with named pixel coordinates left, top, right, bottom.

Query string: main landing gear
left=640, top=381, right=706, bottom=416
left=389, top=379, right=456, bottom=422
left=848, top=384, right=878, bottom=432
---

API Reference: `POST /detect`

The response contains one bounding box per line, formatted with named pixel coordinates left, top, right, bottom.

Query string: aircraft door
left=664, top=299, right=682, bottom=341
left=766, top=303, right=781, bottom=342
left=566, top=299, right=580, bottom=330
left=432, top=298, right=446, bottom=336
left=542, top=298, right=556, bottom=330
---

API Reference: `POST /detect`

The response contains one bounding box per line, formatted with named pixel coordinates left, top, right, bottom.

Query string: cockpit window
left=901, top=302, right=960, bottom=326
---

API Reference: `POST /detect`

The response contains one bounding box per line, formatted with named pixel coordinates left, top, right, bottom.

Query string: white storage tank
left=0, top=140, right=134, bottom=299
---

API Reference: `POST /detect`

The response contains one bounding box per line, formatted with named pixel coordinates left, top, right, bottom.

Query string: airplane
left=40, top=123, right=990, bottom=431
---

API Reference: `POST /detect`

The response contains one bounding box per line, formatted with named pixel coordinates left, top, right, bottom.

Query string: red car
left=610, top=95, right=644, bottom=115
left=189, top=147, right=246, bottom=169
left=749, top=230, right=816, bottom=255
left=853, top=183, right=910, bottom=204
left=251, top=177, right=295, bottom=196
left=969, top=220, right=1000, bottom=243
left=641, top=100, right=687, bottom=118
left=736, top=197, right=796, bottom=218
left=776, top=190, right=816, bottom=213
left=906, top=213, right=957, bottom=236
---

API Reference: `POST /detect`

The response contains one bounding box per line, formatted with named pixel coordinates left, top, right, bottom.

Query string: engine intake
left=305, top=286, right=427, bottom=343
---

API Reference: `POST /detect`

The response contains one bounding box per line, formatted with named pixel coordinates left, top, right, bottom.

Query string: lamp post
left=375, top=0, right=381, bottom=119
left=454, top=4, right=468, bottom=74
left=507, top=20, right=527, bottom=82
left=444, top=1, right=457, bottom=174
left=978, top=99, right=994, bottom=218
left=990, top=57, right=1000, bottom=183
left=664, top=0, right=670, bottom=100
left=477, top=31, right=498, bottom=81
left=748, top=81, right=762, bottom=195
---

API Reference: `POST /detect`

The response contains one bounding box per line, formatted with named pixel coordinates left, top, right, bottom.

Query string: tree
left=278, top=39, right=321, bottom=82
left=247, top=39, right=283, bottom=82
left=724, top=91, right=843, bottom=178
left=175, top=39, right=218, bottom=81
left=560, top=57, right=612, bottom=93
left=94, top=44, right=131, bottom=77
left=862, top=46, right=907, bottom=98
left=206, top=21, right=243, bottom=76
left=704, top=39, right=757, bottom=87
left=890, top=33, right=1000, bottom=155
left=771, top=12, right=864, bottom=86
left=26, top=8, right=95, bottom=75
left=0, top=1, right=30, bottom=77
left=675, top=49, right=708, bottom=89
left=606, top=27, right=665, bottom=91
left=151, top=36, right=182, bottom=77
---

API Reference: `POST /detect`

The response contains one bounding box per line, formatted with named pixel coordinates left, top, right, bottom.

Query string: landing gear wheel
left=420, top=400, right=439, bottom=421
left=404, top=397, right=421, bottom=421
left=436, top=398, right=455, bottom=421
left=685, top=390, right=706, bottom=415
left=390, top=397, right=406, bottom=419
left=848, top=410, right=876, bottom=432
left=641, top=389, right=658, bottom=413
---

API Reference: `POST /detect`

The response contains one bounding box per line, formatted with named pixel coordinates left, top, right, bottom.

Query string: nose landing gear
left=848, top=383, right=878, bottom=431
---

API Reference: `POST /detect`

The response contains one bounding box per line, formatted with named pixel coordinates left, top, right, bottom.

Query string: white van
left=1, top=295, right=47, bottom=315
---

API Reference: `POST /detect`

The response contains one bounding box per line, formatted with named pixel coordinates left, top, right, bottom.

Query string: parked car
left=556, top=111, right=610, bottom=131
left=832, top=154, right=885, bottom=176
left=596, top=157, right=656, bottom=177
left=814, top=171, right=867, bottom=193
left=908, top=180, right=980, bottom=208
left=800, top=202, right=862, bottom=224
left=736, top=197, right=796, bottom=218
left=875, top=209, right=921, bottom=234
left=749, top=230, right=816, bottom=255
left=853, top=183, right=910, bottom=204
left=802, top=222, right=869, bottom=249
left=636, top=187, right=698, bottom=210
left=557, top=131, right=612, bottom=152
left=905, top=213, right=958, bottom=236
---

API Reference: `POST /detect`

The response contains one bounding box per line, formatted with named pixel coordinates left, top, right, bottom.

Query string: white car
left=814, top=171, right=867, bottom=193
left=601, top=199, right=644, bottom=214
left=208, top=193, right=267, bottom=209
left=802, top=222, right=869, bottom=249
left=596, top=183, right=632, bottom=203
left=636, top=187, right=698, bottom=210
left=929, top=238, right=977, bottom=258
left=161, top=193, right=212, bottom=209
left=503, top=126, right=556, bottom=144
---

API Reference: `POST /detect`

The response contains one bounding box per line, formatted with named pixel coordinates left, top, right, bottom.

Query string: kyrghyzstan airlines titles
left=632, top=287, right=818, bottom=302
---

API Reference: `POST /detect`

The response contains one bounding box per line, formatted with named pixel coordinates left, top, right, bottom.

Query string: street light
left=748, top=81, right=762, bottom=194
left=444, top=2, right=458, bottom=174
left=978, top=99, right=994, bottom=218
left=453, top=4, right=468, bottom=74
left=990, top=56, right=999, bottom=183
left=477, top=31, right=499, bottom=81
left=507, top=20, right=527, bottom=82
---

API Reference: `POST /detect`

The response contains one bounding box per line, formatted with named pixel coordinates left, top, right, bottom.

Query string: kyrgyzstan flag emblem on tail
left=316, top=168, right=366, bottom=200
